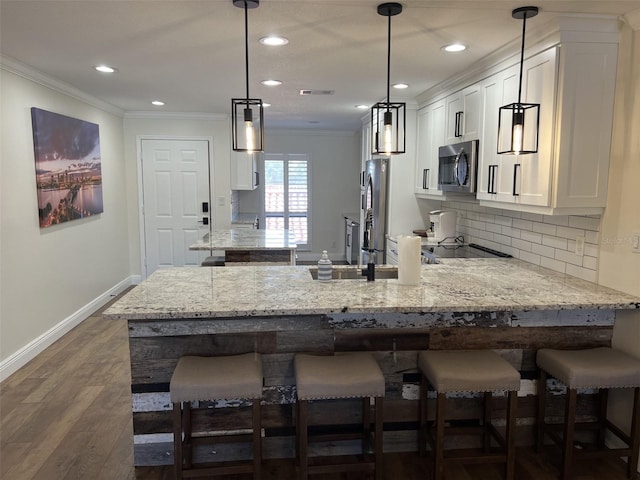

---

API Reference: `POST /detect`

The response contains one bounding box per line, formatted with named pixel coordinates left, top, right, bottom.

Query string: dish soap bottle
left=317, top=250, right=332, bottom=282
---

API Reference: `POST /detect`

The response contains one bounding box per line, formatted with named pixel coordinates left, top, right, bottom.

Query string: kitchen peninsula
left=189, top=228, right=297, bottom=265
left=104, top=260, right=640, bottom=467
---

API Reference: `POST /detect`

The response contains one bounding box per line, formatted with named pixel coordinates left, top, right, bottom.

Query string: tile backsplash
left=442, top=201, right=601, bottom=283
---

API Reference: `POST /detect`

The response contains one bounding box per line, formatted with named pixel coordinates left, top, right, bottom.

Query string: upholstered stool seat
left=536, top=347, right=640, bottom=480
left=418, top=350, right=521, bottom=480
left=294, top=352, right=385, bottom=480
left=201, top=255, right=225, bottom=266
left=170, top=353, right=263, bottom=479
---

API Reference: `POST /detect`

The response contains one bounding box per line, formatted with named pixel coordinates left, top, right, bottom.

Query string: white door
left=141, top=139, right=211, bottom=276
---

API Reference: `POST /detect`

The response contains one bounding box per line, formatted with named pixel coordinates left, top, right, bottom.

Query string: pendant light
left=497, top=6, right=540, bottom=155
left=231, top=0, right=264, bottom=153
left=371, top=2, right=406, bottom=156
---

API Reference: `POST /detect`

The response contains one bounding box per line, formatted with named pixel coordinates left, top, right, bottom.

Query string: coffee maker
left=429, top=210, right=457, bottom=244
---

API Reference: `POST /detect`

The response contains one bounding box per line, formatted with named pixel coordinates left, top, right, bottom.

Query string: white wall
left=598, top=20, right=640, bottom=471
left=0, top=67, right=130, bottom=376
left=259, top=130, right=361, bottom=259
left=122, top=114, right=232, bottom=276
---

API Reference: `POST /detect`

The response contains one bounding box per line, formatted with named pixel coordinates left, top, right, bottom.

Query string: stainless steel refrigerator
left=361, top=157, right=390, bottom=264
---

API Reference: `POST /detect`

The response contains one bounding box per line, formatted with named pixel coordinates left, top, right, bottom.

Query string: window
left=264, top=153, right=309, bottom=249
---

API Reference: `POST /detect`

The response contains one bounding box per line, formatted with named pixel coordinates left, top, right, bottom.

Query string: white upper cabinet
left=231, top=151, right=260, bottom=190
left=477, top=41, right=617, bottom=214
left=414, top=99, right=445, bottom=197
left=444, top=84, right=481, bottom=144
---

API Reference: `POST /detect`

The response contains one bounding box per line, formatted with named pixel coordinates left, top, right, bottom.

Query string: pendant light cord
left=517, top=12, right=528, bottom=105
left=386, top=9, right=391, bottom=111
left=244, top=0, right=250, bottom=101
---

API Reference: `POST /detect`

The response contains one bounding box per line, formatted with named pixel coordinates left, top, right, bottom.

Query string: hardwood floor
left=1, top=293, right=638, bottom=480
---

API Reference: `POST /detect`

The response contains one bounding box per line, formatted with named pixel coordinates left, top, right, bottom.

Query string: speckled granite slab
left=103, top=259, right=640, bottom=320
left=189, top=229, right=297, bottom=251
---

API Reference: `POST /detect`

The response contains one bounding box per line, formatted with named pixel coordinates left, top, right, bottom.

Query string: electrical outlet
left=633, top=232, right=640, bottom=254
left=575, top=236, right=585, bottom=256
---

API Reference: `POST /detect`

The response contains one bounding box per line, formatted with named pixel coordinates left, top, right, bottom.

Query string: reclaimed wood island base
left=103, top=261, right=640, bottom=467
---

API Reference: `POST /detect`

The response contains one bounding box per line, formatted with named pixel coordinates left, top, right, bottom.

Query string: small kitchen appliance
left=438, top=139, right=479, bottom=193
left=429, top=210, right=457, bottom=244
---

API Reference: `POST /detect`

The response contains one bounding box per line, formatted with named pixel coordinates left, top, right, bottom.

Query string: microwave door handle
left=454, top=150, right=463, bottom=186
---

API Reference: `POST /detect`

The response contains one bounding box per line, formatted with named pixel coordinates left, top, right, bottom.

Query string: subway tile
left=585, top=230, right=599, bottom=244
left=568, top=216, right=601, bottom=231
left=485, top=223, right=503, bottom=234
left=584, top=243, right=599, bottom=258
left=521, top=230, right=542, bottom=244
left=472, top=229, right=495, bottom=241
left=556, top=226, right=586, bottom=240
left=521, top=212, right=544, bottom=223
left=543, top=216, right=570, bottom=227
left=501, top=226, right=521, bottom=238
left=512, top=238, right=533, bottom=252
left=469, top=219, right=487, bottom=230
left=555, top=249, right=584, bottom=267
left=519, top=251, right=541, bottom=265
left=501, top=210, right=522, bottom=219
left=532, top=243, right=555, bottom=258
left=493, top=234, right=512, bottom=246
left=542, top=235, right=568, bottom=250
left=532, top=222, right=557, bottom=236
left=494, top=216, right=513, bottom=227
left=582, top=256, right=598, bottom=270
left=566, top=264, right=597, bottom=283
left=541, top=256, right=567, bottom=274
left=513, top=219, right=533, bottom=231
left=478, top=213, right=496, bottom=223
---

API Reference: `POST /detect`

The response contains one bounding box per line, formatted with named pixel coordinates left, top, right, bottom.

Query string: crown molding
left=265, top=128, right=357, bottom=137
left=0, top=55, right=124, bottom=117
left=623, top=8, right=640, bottom=31
left=124, top=111, right=228, bottom=121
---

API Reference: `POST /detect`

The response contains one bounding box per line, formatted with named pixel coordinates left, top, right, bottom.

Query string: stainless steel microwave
left=438, top=139, right=479, bottom=193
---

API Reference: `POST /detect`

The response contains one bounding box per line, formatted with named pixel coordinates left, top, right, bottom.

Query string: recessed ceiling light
left=261, top=79, right=282, bottom=86
left=443, top=43, right=467, bottom=53
left=259, top=36, right=288, bottom=46
left=393, top=83, right=409, bottom=89
left=356, top=105, right=369, bottom=110
left=263, top=102, right=271, bottom=107
left=151, top=100, right=165, bottom=106
left=95, top=65, right=117, bottom=73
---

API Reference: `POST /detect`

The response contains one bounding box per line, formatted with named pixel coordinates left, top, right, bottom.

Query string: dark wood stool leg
left=363, top=397, right=372, bottom=459
left=374, top=396, right=384, bottom=480
left=173, top=402, right=183, bottom=480
left=628, top=387, right=640, bottom=480
left=435, top=392, right=446, bottom=480
left=505, top=391, right=518, bottom=480
left=298, top=399, right=309, bottom=480
left=183, top=401, right=192, bottom=469
left=419, top=373, right=428, bottom=457
left=597, top=388, right=609, bottom=449
left=562, top=388, right=577, bottom=480
left=253, top=398, right=262, bottom=480
left=536, top=369, right=548, bottom=453
left=483, top=392, right=492, bottom=453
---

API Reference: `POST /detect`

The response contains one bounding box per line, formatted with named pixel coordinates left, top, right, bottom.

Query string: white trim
left=0, top=277, right=134, bottom=383
left=0, top=55, right=124, bottom=117
left=125, top=111, right=228, bottom=121
left=136, top=136, right=215, bottom=279
left=623, top=9, right=640, bottom=31
left=265, top=129, right=358, bottom=137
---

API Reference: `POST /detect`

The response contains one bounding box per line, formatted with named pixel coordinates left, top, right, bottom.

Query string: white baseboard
left=0, top=276, right=135, bottom=383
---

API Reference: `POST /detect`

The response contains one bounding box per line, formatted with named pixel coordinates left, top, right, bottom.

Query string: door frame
left=136, top=135, right=214, bottom=279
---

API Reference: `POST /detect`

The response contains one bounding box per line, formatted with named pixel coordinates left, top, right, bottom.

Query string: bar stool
left=536, top=347, right=640, bottom=480
left=294, top=352, right=385, bottom=480
left=170, top=353, right=263, bottom=480
left=418, top=350, right=521, bottom=480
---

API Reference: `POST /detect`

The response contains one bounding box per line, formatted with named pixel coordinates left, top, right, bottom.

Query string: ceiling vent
left=299, top=89, right=335, bottom=96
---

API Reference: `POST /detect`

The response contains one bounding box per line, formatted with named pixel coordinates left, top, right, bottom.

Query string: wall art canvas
left=31, top=108, right=103, bottom=228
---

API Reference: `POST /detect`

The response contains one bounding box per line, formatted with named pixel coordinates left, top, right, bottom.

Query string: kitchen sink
left=308, top=265, right=398, bottom=280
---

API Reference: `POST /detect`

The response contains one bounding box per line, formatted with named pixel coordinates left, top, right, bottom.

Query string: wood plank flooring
left=1, top=292, right=638, bottom=480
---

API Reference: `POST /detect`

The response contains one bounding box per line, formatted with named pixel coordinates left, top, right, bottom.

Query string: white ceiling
left=2, top=0, right=639, bottom=131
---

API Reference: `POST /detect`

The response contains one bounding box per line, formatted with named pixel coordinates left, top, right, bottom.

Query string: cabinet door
left=231, top=151, right=258, bottom=190
left=444, top=92, right=463, bottom=144
left=430, top=101, right=446, bottom=189
left=461, top=84, right=481, bottom=141
left=414, top=100, right=445, bottom=196
left=477, top=76, right=501, bottom=200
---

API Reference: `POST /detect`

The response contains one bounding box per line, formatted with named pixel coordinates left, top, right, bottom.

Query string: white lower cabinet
left=231, top=151, right=260, bottom=190
left=414, top=99, right=445, bottom=198
left=477, top=40, right=617, bottom=215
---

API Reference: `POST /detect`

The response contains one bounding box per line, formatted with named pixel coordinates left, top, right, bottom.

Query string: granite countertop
left=103, top=259, right=640, bottom=320
left=232, top=213, right=258, bottom=225
left=189, top=228, right=297, bottom=251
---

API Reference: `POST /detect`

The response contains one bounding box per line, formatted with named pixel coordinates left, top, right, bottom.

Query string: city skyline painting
left=31, top=108, right=103, bottom=228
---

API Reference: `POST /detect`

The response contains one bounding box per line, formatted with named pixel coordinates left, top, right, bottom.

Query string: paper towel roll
left=398, top=235, right=422, bottom=285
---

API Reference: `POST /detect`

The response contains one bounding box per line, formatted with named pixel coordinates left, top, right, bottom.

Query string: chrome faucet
left=362, top=208, right=376, bottom=281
